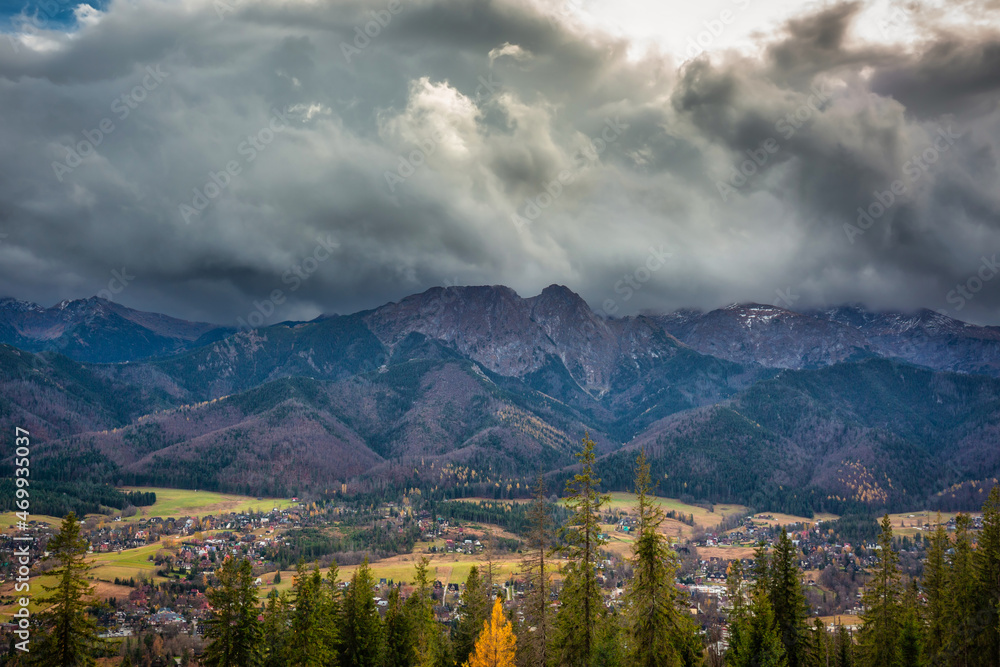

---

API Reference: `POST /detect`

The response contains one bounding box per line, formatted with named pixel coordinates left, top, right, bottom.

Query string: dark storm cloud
left=1, top=0, right=1000, bottom=325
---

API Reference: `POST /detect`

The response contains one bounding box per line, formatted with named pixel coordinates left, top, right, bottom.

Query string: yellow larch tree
left=464, top=597, right=517, bottom=667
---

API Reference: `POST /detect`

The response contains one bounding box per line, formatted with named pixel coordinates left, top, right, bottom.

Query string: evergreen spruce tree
left=380, top=586, right=414, bottom=667
left=261, top=591, right=290, bottom=667
left=857, top=515, right=902, bottom=667
left=769, top=529, right=808, bottom=667
left=726, top=558, right=750, bottom=662
left=203, top=556, right=263, bottom=667
left=517, top=476, right=552, bottom=667
left=946, top=513, right=979, bottom=666
left=30, top=513, right=106, bottom=667
left=288, top=560, right=336, bottom=666
left=405, top=557, right=443, bottom=667
left=322, top=562, right=344, bottom=663
left=923, top=515, right=949, bottom=663
left=728, top=586, right=788, bottom=667
left=802, top=619, right=826, bottom=667
left=552, top=433, right=608, bottom=667
left=898, top=579, right=923, bottom=667
left=833, top=627, right=853, bottom=667
left=455, top=566, right=491, bottom=665
left=753, top=541, right=771, bottom=595
left=342, top=559, right=382, bottom=667
left=590, top=615, right=625, bottom=667
left=623, top=449, right=701, bottom=667
left=977, top=486, right=1000, bottom=666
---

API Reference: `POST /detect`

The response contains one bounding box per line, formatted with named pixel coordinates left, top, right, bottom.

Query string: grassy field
left=886, top=510, right=978, bottom=537
left=120, top=487, right=297, bottom=521
left=750, top=512, right=840, bottom=528
left=815, top=614, right=861, bottom=628
left=260, top=547, right=545, bottom=599
left=0, top=514, right=62, bottom=533
left=600, top=493, right=748, bottom=528
left=697, top=545, right=757, bottom=560
left=88, top=540, right=172, bottom=583
left=0, top=485, right=296, bottom=622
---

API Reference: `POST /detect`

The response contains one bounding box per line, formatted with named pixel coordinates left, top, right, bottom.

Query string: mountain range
left=3, top=287, right=1000, bottom=514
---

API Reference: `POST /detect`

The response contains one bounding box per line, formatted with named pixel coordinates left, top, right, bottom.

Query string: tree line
left=0, top=480, right=155, bottom=518
left=719, top=488, right=1000, bottom=667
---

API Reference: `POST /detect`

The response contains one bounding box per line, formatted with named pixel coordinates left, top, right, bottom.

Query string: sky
left=2, top=0, right=1000, bottom=326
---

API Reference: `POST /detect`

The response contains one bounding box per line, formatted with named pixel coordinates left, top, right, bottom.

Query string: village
left=0, top=490, right=984, bottom=653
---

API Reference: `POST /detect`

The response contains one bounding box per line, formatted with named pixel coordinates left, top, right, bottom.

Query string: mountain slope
left=653, top=303, right=875, bottom=369
left=599, top=358, right=1000, bottom=513
left=813, top=305, right=1000, bottom=377
left=0, top=297, right=228, bottom=363
left=5, top=285, right=1000, bottom=512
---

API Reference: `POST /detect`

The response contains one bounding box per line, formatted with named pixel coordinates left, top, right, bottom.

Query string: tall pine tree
left=342, top=559, right=382, bottom=667
left=946, top=513, right=979, bottom=666
left=261, top=591, right=290, bottom=667
left=517, top=476, right=552, bottom=667
left=552, top=433, right=609, bottom=667
left=380, top=586, right=413, bottom=667
left=623, top=449, right=701, bottom=667
left=923, top=514, right=949, bottom=664
left=977, top=486, right=1000, bottom=667
left=203, top=556, right=263, bottom=667
left=456, top=566, right=491, bottom=665
left=287, top=560, right=337, bottom=666
left=30, top=513, right=106, bottom=667
left=898, top=579, right=923, bottom=667
left=857, top=515, right=901, bottom=667
left=769, top=529, right=808, bottom=667
left=728, top=586, right=788, bottom=667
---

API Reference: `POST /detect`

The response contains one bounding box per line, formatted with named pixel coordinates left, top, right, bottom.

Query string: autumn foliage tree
left=465, top=597, right=516, bottom=667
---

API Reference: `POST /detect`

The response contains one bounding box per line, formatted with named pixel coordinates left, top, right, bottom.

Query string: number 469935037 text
left=14, top=428, right=30, bottom=528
